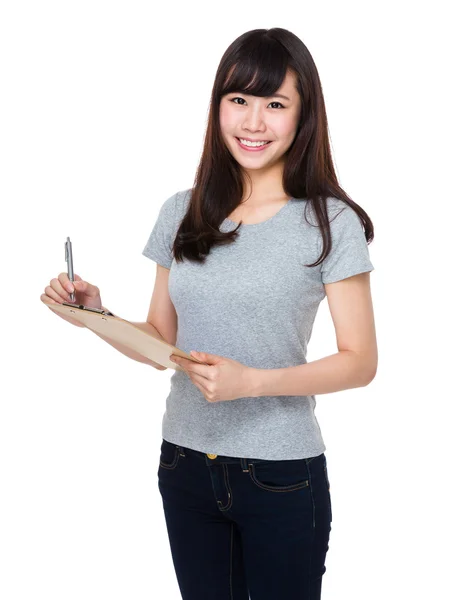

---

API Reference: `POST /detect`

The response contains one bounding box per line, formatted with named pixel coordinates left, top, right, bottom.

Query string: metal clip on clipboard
left=61, top=301, right=115, bottom=317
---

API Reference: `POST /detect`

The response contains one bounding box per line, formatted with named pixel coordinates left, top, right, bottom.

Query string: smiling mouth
left=234, top=137, right=273, bottom=150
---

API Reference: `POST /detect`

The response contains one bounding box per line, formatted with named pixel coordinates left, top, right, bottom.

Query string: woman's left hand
left=169, top=350, right=258, bottom=402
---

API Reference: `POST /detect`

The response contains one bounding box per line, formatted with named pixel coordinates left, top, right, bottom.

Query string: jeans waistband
left=165, top=439, right=308, bottom=470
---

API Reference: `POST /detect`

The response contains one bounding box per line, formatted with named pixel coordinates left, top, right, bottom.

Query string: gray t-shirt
left=142, top=188, right=374, bottom=460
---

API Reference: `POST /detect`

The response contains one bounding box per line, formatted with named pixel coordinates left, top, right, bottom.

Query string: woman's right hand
left=40, top=273, right=103, bottom=327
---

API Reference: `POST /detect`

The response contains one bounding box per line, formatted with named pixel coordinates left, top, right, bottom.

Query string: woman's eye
left=230, top=97, right=284, bottom=109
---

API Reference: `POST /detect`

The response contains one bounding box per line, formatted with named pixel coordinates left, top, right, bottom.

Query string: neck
left=241, top=159, right=288, bottom=205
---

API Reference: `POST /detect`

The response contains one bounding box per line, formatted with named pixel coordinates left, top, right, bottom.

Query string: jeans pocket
left=159, top=439, right=180, bottom=470
left=248, top=459, right=309, bottom=493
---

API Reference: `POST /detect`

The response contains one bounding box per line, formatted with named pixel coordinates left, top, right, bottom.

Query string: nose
left=242, top=103, right=267, bottom=133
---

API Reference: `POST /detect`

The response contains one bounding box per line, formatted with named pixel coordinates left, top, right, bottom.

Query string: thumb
left=73, top=279, right=99, bottom=298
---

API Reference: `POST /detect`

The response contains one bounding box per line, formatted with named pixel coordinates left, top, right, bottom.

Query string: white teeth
left=238, top=138, right=270, bottom=147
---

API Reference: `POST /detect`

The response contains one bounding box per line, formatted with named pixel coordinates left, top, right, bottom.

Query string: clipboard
left=46, top=301, right=206, bottom=371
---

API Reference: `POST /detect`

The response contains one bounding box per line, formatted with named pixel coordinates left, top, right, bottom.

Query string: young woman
left=42, top=27, right=377, bottom=600
left=142, top=27, right=377, bottom=599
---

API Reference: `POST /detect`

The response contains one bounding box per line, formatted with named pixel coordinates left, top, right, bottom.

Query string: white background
left=1, top=1, right=460, bottom=598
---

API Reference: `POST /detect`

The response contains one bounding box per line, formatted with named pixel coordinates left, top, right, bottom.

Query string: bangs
left=221, top=38, right=290, bottom=98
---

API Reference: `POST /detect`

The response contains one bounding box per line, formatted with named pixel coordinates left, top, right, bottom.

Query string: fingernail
left=67, top=283, right=74, bottom=292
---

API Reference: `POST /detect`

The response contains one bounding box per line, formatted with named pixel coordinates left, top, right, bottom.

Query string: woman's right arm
left=41, top=273, right=168, bottom=370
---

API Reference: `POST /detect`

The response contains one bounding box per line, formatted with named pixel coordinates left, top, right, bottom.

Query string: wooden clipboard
left=46, top=301, right=205, bottom=371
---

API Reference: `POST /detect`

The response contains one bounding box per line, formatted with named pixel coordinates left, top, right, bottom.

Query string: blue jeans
left=157, top=438, right=332, bottom=599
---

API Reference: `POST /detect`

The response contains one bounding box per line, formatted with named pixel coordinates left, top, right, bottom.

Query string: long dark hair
left=173, top=27, right=374, bottom=267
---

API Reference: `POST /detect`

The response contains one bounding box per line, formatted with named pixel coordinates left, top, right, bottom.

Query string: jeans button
left=207, top=453, right=218, bottom=459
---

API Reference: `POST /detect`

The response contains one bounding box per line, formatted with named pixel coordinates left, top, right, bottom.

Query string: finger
left=176, top=362, right=214, bottom=401
left=190, top=377, right=214, bottom=402
left=189, top=371, right=211, bottom=386
left=58, top=272, right=77, bottom=296
left=45, top=286, right=68, bottom=303
left=168, top=357, right=185, bottom=372
left=49, top=279, right=72, bottom=302
left=40, top=293, right=58, bottom=305
left=172, top=357, right=211, bottom=378
left=73, top=279, right=100, bottom=299
left=58, top=272, right=82, bottom=284
left=172, top=359, right=193, bottom=375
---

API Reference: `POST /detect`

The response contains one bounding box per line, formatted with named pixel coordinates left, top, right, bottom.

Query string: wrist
left=247, top=367, right=263, bottom=398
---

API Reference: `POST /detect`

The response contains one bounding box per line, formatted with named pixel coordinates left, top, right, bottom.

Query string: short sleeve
left=142, top=192, right=179, bottom=268
left=320, top=202, right=374, bottom=284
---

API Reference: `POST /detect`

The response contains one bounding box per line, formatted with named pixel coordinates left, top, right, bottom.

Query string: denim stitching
left=305, top=458, right=316, bottom=528
left=229, top=523, right=234, bottom=600
left=323, top=457, right=333, bottom=522
left=218, top=463, right=233, bottom=511
left=159, top=444, right=180, bottom=470
left=248, top=462, right=309, bottom=493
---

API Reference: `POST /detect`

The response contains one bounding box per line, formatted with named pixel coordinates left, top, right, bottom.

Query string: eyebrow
left=269, top=93, right=291, bottom=101
left=229, top=92, right=291, bottom=102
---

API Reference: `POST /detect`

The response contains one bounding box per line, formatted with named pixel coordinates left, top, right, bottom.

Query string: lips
left=237, top=138, right=271, bottom=143
left=235, top=137, right=273, bottom=152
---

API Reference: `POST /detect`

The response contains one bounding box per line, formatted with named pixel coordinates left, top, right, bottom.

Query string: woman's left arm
left=251, top=272, right=378, bottom=397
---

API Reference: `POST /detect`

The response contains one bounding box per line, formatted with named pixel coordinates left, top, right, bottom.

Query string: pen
left=64, top=237, right=75, bottom=302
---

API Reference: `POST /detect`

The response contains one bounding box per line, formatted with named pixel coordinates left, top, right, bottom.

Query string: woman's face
left=219, top=69, right=302, bottom=172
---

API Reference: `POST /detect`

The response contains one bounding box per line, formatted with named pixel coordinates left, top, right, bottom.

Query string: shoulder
left=158, top=188, right=192, bottom=220
left=326, top=198, right=363, bottom=232
left=325, top=196, right=348, bottom=216
left=303, top=196, right=360, bottom=228
left=168, top=188, right=192, bottom=217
